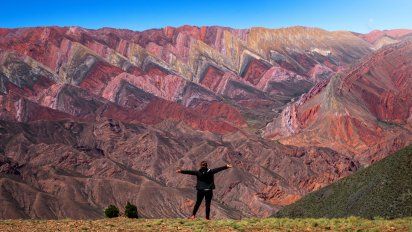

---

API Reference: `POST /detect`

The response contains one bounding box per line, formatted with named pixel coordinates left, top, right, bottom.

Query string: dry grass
left=0, top=217, right=411, bottom=232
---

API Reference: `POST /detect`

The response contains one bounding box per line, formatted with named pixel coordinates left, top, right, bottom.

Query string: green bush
left=104, top=204, right=120, bottom=218
left=124, top=202, right=138, bottom=218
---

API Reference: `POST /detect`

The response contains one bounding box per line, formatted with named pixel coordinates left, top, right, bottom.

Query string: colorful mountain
left=0, top=26, right=410, bottom=219
left=264, top=40, right=412, bottom=164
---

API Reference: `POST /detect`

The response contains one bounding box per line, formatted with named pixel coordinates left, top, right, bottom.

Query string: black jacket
left=181, top=166, right=228, bottom=190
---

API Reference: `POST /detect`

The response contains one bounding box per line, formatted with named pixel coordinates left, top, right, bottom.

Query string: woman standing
left=177, top=161, right=232, bottom=220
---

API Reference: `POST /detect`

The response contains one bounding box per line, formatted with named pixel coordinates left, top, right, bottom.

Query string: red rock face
left=0, top=28, right=248, bottom=134
left=241, top=58, right=271, bottom=85
left=0, top=94, right=74, bottom=122
left=199, top=65, right=225, bottom=91
left=0, top=25, right=408, bottom=220
left=341, top=42, right=412, bottom=124
left=78, top=61, right=124, bottom=96
left=135, top=99, right=240, bottom=134
left=264, top=41, right=412, bottom=164
left=0, top=26, right=373, bottom=127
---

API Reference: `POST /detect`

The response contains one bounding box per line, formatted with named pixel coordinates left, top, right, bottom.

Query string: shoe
left=188, top=215, right=196, bottom=220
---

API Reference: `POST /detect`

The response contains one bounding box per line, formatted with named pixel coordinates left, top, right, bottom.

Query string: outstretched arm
left=176, top=169, right=197, bottom=175
left=210, top=164, right=232, bottom=174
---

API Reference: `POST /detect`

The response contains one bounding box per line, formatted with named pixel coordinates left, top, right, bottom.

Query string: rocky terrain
left=359, top=29, right=412, bottom=49
left=0, top=26, right=410, bottom=219
left=0, top=119, right=358, bottom=219
left=264, top=40, right=412, bottom=164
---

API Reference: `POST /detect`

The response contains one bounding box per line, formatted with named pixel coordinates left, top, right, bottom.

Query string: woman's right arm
left=177, top=169, right=197, bottom=175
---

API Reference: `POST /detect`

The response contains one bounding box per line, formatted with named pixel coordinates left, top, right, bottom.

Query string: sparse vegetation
left=0, top=217, right=410, bottom=231
left=104, top=205, right=119, bottom=218
left=377, top=119, right=400, bottom=128
left=275, top=145, right=412, bottom=219
left=124, top=202, right=138, bottom=219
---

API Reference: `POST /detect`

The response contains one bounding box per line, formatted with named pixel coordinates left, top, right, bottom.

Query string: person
left=177, top=161, right=232, bottom=220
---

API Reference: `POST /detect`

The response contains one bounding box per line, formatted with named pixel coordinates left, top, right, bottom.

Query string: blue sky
left=1, top=0, right=411, bottom=33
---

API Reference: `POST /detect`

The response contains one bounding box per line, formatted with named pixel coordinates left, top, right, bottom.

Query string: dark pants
left=192, top=189, right=213, bottom=219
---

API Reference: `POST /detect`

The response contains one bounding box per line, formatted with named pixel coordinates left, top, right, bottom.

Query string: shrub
left=124, top=202, right=138, bottom=218
left=104, top=204, right=120, bottom=218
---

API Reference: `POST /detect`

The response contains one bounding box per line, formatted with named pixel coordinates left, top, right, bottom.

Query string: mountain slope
left=0, top=26, right=373, bottom=129
left=0, top=119, right=358, bottom=219
left=0, top=25, right=409, bottom=220
left=274, top=145, right=412, bottom=219
left=359, top=29, right=412, bottom=49
left=264, top=40, right=412, bottom=163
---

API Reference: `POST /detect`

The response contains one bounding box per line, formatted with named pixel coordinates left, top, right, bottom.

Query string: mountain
left=0, top=119, right=359, bottom=219
left=0, top=25, right=409, bottom=219
left=0, top=26, right=372, bottom=129
left=274, top=145, right=412, bottom=219
left=358, top=29, right=412, bottom=49
left=264, top=40, right=412, bottom=164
